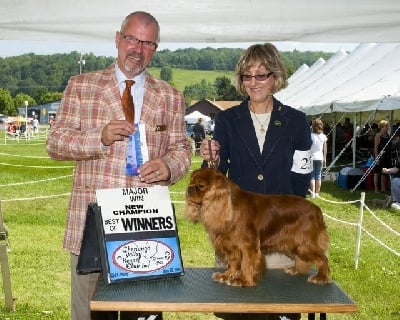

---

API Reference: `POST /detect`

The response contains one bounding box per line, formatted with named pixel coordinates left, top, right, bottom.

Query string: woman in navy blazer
left=214, top=96, right=311, bottom=197
left=200, top=43, right=312, bottom=320
left=202, top=43, right=311, bottom=198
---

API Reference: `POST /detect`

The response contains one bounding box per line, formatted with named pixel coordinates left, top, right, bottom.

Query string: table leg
left=308, top=314, right=327, bottom=320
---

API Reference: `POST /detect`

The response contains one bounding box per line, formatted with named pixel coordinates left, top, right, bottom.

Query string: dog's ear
left=202, top=170, right=234, bottom=229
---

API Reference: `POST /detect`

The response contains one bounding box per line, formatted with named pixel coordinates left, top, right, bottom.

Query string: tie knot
left=125, top=79, right=134, bottom=89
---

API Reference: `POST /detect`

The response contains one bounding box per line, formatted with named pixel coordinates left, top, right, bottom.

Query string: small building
left=18, top=100, right=61, bottom=125
left=186, top=99, right=240, bottom=120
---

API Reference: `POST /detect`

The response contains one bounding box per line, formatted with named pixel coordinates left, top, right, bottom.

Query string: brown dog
left=185, top=168, right=331, bottom=287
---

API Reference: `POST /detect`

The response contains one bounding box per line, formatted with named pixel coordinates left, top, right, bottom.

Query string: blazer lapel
left=261, top=99, right=288, bottom=164
left=101, top=65, right=123, bottom=120
left=140, top=73, right=161, bottom=124
left=234, top=100, right=264, bottom=167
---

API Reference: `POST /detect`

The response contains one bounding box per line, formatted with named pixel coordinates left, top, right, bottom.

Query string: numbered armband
left=291, top=149, right=312, bottom=174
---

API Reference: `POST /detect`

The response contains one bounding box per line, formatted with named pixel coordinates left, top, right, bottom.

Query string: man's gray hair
left=120, top=11, right=160, bottom=42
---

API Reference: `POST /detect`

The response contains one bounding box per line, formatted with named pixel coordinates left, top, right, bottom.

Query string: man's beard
left=124, top=52, right=145, bottom=76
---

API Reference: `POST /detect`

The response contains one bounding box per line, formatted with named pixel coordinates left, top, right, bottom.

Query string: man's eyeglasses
left=120, top=32, right=158, bottom=51
left=241, top=72, right=274, bottom=82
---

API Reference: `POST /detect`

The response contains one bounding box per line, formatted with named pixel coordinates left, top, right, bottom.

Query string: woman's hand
left=199, top=139, right=220, bottom=161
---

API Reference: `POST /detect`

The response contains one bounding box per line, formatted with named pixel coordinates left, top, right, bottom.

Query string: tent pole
left=332, top=112, right=336, bottom=163
left=353, top=113, right=357, bottom=168
left=0, top=200, right=14, bottom=311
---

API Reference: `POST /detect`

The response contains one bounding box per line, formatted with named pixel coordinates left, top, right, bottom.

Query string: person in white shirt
left=310, top=118, right=327, bottom=198
left=32, top=116, right=39, bottom=134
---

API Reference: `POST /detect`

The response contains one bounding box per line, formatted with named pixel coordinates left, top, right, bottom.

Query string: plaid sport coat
left=46, top=64, right=191, bottom=254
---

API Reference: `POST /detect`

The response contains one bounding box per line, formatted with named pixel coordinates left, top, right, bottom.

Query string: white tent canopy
left=276, top=43, right=400, bottom=115
left=185, top=111, right=211, bottom=124
left=286, top=64, right=310, bottom=83
left=2, top=1, right=400, bottom=119
left=1, top=0, right=400, bottom=44
left=274, top=42, right=400, bottom=171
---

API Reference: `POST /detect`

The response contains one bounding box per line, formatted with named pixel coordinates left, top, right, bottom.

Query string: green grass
left=147, top=67, right=234, bottom=92
left=0, top=134, right=399, bottom=319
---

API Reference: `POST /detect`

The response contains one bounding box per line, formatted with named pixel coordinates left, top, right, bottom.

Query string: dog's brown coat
left=185, top=168, right=331, bottom=287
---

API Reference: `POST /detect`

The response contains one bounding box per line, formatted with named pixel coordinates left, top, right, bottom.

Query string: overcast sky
left=0, top=40, right=359, bottom=58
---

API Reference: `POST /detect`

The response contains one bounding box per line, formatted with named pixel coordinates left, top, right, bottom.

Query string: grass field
left=147, top=67, right=234, bottom=92
left=0, top=132, right=399, bottom=320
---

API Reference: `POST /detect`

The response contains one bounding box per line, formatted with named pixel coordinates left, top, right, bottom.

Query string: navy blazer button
left=257, top=174, right=264, bottom=181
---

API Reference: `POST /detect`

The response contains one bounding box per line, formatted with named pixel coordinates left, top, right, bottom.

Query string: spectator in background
left=335, top=122, right=344, bottom=151
left=382, top=164, right=400, bottom=210
left=310, top=118, right=327, bottom=198
left=367, top=122, right=379, bottom=149
left=20, top=123, right=26, bottom=135
left=209, top=119, right=215, bottom=135
left=49, top=116, right=55, bottom=128
left=32, top=116, right=39, bottom=134
left=7, top=122, right=16, bottom=134
left=192, top=117, right=206, bottom=155
left=342, top=117, right=353, bottom=144
left=391, top=123, right=400, bottom=163
left=374, top=119, right=392, bottom=193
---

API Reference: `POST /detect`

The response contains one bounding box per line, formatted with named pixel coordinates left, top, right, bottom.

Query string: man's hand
left=138, top=158, right=171, bottom=183
left=101, top=120, right=134, bottom=146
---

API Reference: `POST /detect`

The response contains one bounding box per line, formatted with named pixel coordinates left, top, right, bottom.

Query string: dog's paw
left=226, top=278, right=255, bottom=287
left=212, top=271, right=229, bottom=283
left=212, top=271, right=256, bottom=286
left=307, top=274, right=332, bottom=285
left=284, top=265, right=311, bottom=276
left=284, top=266, right=300, bottom=275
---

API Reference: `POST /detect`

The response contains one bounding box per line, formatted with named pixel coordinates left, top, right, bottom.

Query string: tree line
left=0, top=48, right=333, bottom=116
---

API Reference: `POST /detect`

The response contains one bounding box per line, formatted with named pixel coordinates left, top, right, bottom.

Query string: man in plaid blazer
left=46, top=11, right=191, bottom=320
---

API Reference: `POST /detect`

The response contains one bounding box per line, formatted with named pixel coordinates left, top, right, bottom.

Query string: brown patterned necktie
left=121, top=80, right=135, bottom=124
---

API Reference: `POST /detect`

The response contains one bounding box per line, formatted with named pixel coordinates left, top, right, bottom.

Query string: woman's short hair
left=379, top=119, right=388, bottom=128
left=234, top=43, right=288, bottom=95
left=312, top=118, right=324, bottom=134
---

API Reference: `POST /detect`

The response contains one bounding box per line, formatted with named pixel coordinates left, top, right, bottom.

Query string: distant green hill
left=147, top=67, right=234, bottom=92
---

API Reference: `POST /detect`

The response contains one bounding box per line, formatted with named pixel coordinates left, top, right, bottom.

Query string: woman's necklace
left=249, top=103, right=272, bottom=135
left=251, top=112, right=269, bottom=134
